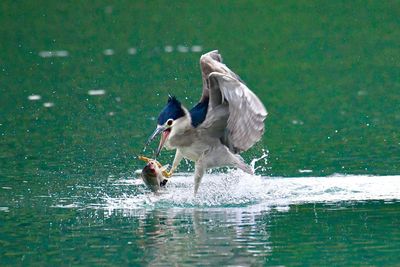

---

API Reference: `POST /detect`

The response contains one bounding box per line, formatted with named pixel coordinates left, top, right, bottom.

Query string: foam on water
left=97, top=172, right=400, bottom=213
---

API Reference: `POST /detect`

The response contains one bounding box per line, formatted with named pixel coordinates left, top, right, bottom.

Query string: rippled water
left=1, top=1, right=400, bottom=266
left=2, top=172, right=400, bottom=266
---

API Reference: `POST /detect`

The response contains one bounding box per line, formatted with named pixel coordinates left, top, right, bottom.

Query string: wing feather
left=199, top=50, right=268, bottom=153
left=209, top=72, right=267, bottom=152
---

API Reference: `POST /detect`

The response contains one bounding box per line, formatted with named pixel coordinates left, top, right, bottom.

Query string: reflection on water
left=2, top=169, right=399, bottom=265
left=130, top=208, right=272, bottom=266
left=35, top=173, right=398, bottom=265
left=1, top=194, right=399, bottom=266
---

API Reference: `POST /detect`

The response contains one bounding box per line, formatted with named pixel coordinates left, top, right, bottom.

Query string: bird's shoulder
left=189, top=97, right=209, bottom=128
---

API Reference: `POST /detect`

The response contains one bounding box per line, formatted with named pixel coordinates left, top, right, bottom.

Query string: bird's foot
left=162, top=170, right=173, bottom=178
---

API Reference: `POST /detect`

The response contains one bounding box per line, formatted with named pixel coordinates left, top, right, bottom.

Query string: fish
left=139, top=156, right=169, bottom=192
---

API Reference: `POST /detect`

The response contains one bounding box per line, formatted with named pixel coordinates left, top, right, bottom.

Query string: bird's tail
left=234, top=154, right=254, bottom=175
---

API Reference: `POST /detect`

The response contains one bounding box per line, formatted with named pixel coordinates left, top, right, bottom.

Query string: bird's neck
left=170, top=115, right=191, bottom=136
left=169, top=106, right=192, bottom=139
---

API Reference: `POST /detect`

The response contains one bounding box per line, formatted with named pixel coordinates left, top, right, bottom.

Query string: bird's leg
left=162, top=150, right=183, bottom=178
left=194, top=161, right=205, bottom=195
left=160, top=150, right=183, bottom=187
left=160, top=152, right=183, bottom=186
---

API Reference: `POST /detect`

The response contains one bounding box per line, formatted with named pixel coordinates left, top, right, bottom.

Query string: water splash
left=52, top=150, right=400, bottom=214
left=86, top=173, right=400, bottom=214
left=250, top=148, right=269, bottom=173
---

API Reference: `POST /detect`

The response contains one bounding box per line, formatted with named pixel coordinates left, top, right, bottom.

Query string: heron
left=145, top=50, right=267, bottom=194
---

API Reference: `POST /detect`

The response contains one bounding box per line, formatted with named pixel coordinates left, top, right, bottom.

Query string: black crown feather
left=158, top=95, right=185, bottom=125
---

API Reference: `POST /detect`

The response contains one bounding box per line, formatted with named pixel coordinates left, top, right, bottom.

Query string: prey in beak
left=144, top=95, right=185, bottom=157
left=145, top=125, right=171, bottom=157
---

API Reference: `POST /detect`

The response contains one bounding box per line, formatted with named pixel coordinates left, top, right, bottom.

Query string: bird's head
left=145, top=95, right=187, bottom=156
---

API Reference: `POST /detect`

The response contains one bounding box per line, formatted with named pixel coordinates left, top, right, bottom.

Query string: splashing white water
left=98, top=172, right=400, bottom=213
left=250, top=148, right=269, bottom=172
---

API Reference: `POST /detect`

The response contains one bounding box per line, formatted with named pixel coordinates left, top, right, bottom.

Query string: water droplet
left=299, top=169, right=313, bottom=173
left=28, top=95, right=41, bottom=101
left=38, top=50, right=69, bottom=58
left=191, top=45, right=202, bottom=52
left=55, top=50, right=69, bottom=57
left=103, top=49, right=114, bottom=56
left=177, top=45, right=189, bottom=53
left=43, top=102, right=54, bottom=108
left=88, top=89, right=106, bottom=96
left=127, top=47, right=137, bottom=55
left=164, top=46, right=173, bottom=53
left=357, top=90, right=367, bottom=96
left=291, top=119, right=304, bottom=125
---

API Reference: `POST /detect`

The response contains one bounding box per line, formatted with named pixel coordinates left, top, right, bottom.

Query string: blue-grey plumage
left=146, top=50, right=268, bottom=194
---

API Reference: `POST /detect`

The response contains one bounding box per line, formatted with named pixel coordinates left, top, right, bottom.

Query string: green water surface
left=1, top=1, right=400, bottom=266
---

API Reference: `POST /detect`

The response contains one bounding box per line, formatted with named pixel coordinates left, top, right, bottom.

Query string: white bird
left=146, top=50, right=268, bottom=194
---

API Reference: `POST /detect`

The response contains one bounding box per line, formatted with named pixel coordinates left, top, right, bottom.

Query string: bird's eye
left=167, top=119, right=173, bottom=126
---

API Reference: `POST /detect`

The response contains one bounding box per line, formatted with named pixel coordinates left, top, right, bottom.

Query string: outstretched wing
left=209, top=72, right=267, bottom=152
left=199, top=50, right=267, bottom=153
left=199, top=50, right=243, bottom=102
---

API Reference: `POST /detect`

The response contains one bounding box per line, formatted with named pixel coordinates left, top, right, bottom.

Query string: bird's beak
left=145, top=125, right=170, bottom=157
